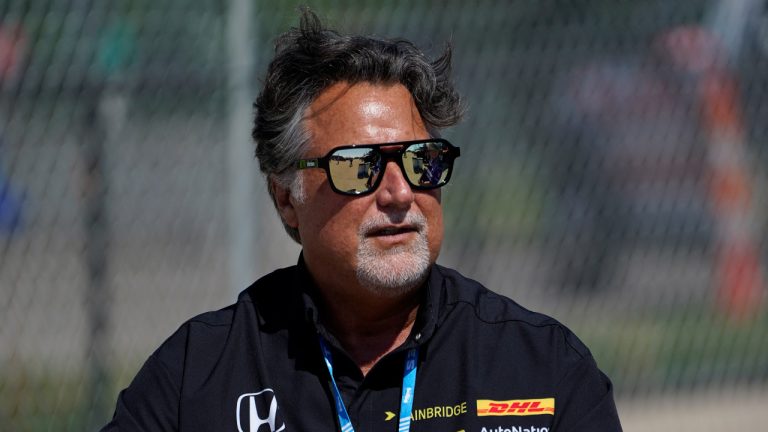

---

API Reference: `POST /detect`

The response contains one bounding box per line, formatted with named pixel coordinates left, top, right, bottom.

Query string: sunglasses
left=296, top=138, right=460, bottom=196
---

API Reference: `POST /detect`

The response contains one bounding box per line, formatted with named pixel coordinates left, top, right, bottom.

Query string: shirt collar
left=295, top=253, right=443, bottom=350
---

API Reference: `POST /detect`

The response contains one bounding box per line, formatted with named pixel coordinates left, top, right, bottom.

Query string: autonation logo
left=481, top=427, right=549, bottom=432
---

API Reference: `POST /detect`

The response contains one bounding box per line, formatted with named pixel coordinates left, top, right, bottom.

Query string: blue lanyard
left=318, top=336, right=419, bottom=432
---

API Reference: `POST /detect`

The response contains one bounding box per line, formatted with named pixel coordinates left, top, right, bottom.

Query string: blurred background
left=1, top=0, right=767, bottom=430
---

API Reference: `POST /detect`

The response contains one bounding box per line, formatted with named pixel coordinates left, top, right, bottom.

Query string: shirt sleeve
left=551, top=353, right=623, bottom=432
left=100, top=325, right=188, bottom=431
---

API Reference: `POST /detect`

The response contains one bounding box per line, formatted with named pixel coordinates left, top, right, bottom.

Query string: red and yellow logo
left=476, top=398, right=555, bottom=416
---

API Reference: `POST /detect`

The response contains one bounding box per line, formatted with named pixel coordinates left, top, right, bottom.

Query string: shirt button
left=414, top=333, right=422, bottom=341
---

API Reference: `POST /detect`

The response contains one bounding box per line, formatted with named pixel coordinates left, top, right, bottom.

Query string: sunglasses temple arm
left=297, top=158, right=322, bottom=170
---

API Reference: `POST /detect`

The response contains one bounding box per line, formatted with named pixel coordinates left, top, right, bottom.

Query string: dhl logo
left=476, top=398, right=555, bottom=416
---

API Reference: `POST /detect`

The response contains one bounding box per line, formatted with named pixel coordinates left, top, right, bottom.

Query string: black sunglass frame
left=295, top=138, right=461, bottom=196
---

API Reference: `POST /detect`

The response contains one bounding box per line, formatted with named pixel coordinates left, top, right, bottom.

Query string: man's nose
left=375, top=161, right=414, bottom=208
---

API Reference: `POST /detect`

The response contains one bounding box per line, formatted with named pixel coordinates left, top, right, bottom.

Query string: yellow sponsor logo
left=385, top=401, right=469, bottom=422
left=476, top=398, right=555, bottom=416
left=412, top=402, right=468, bottom=420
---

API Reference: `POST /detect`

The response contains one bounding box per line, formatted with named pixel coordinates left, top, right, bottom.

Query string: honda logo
left=236, top=389, right=286, bottom=432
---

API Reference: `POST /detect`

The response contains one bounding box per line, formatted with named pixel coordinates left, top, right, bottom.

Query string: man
left=102, top=10, right=622, bottom=432
left=417, top=143, right=445, bottom=186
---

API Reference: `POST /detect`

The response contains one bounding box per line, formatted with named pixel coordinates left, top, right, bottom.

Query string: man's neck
left=318, top=286, right=422, bottom=376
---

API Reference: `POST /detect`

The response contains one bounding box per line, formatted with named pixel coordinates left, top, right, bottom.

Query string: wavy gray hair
left=252, top=9, right=464, bottom=243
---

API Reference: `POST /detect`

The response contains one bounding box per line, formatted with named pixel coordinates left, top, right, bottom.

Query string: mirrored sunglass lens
left=402, top=142, right=451, bottom=187
left=327, top=148, right=382, bottom=194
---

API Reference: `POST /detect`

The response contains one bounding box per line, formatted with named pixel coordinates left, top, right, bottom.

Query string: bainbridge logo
left=236, top=389, right=286, bottom=432
left=477, top=398, right=555, bottom=416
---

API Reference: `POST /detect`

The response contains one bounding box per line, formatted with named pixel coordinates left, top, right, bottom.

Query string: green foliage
left=581, top=307, right=768, bottom=395
left=0, top=365, right=138, bottom=431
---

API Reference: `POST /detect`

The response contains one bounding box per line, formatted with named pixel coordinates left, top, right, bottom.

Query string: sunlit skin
left=272, top=82, right=444, bottom=374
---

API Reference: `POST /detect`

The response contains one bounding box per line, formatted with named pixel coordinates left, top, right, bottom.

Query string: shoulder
left=147, top=303, right=238, bottom=387
left=433, top=264, right=592, bottom=359
left=151, top=265, right=300, bottom=385
left=430, top=266, right=622, bottom=430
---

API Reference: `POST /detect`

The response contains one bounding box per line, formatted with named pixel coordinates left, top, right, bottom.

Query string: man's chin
left=355, top=248, right=431, bottom=297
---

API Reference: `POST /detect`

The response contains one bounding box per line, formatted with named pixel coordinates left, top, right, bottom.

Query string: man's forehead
left=303, top=82, right=428, bottom=150
left=304, top=82, right=418, bottom=117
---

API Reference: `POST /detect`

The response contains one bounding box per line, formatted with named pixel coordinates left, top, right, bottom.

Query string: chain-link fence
left=1, top=1, right=767, bottom=430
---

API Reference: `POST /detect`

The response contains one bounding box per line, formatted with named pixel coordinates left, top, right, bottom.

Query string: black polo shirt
left=102, top=259, right=622, bottom=432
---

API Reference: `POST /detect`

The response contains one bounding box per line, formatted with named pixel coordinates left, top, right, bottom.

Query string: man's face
left=276, top=82, right=444, bottom=296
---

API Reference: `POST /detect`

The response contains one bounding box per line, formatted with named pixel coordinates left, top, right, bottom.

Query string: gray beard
left=355, top=213, right=431, bottom=297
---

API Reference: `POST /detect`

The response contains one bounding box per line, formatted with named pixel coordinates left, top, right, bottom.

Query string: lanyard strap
left=398, top=347, right=418, bottom=432
left=318, top=337, right=419, bottom=432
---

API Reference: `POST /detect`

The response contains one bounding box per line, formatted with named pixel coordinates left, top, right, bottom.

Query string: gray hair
left=252, top=8, right=464, bottom=243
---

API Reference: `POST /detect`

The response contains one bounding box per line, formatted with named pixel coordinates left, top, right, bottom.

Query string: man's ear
left=271, top=177, right=299, bottom=229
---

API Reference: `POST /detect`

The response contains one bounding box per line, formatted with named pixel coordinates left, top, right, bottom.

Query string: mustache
left=358, top=212, right=427, bottom=235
